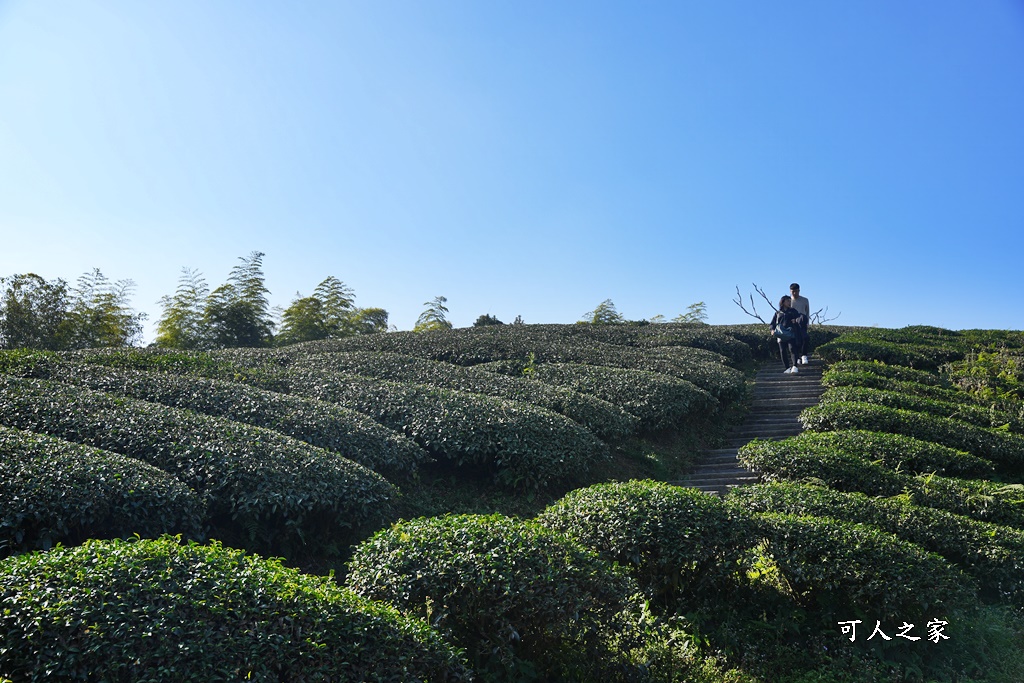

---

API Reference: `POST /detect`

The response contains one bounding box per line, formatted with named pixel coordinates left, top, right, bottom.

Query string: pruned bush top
left=815, top=331, right=966, bottom=370
left=728, top=483, right=1024, bottom=605
left=822, top=359, right=948, bottom=387
left=482, top=360, right=716, bottom=432
left=0, top=375, right=395, bottom=554
left=754, top=513, right=975, bottom=624
left=820, top=383, right=1020, bottom=433
left=740, top=430, right=995, bottom=479
left=538, top=480, right=752, bottom=604
left=0, top=353, right=427, bottom=475
left=0, top=537, right=470, bottom=682
left=265, top=367, right=611, bottom=490
left=288, top=350, right=640, bottom=440
left=738, top=436, right=1024, bottom=529
left=0, top=426, right=205, bottom=557
left=800, top=401, right=1024, bottom=473
left=346, top=513, right=645, bottom=681
left=287, top=326, right=745, bottom=401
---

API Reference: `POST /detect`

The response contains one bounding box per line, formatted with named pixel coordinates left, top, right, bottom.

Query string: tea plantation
left=3, top=323, right=1024, bottom=681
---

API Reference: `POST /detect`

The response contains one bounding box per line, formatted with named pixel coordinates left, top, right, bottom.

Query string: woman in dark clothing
left=770, top=295, right=805, bottom=374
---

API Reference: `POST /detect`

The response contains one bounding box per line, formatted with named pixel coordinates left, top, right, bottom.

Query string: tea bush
left=307, top=326, right=746, bottom=401
left=0, top=426, right=204, bottom=556
left=738, top=429, right=994, bottom=478
left=481, top=360, right=716, bottom=432
left=822, top=359, right=948, bottom=387
left=820, top=385, right=1020, bottom=432
left=822, top=370, right=983, bottom=404
left=728, top=483, right=1024, bottom=604
left=815, top=332, right=965, bottom=370
left=346, top=513, right=647, bottom=681
left=0, top=375, right=395, bottom=554
left=537, top=480, right=753, bottom=606
left=271, top=367, right=610, bottom=490
left=753, top=512, right=975, bottom=623
left=289, top=350, right=640, bottom=440
left=0, top=352, right=428, bottom=475
left=800, top=402, right=1024, bottom=473
left=739, top=438, right=1024, bottom=529
left=0, top=537, right=470, bottom=682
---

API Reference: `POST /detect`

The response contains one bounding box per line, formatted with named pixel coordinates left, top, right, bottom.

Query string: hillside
left=2, top=323, right=1024, bottom=682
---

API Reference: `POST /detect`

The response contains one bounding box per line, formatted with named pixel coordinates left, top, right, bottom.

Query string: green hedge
left=346, top=513, right=646, bottom=681
left=738, top=438, right=1024, bottom=529
left=265, top=367, right=611, bottom=490
left=819, top=385, right=1020, bottom=432
left=0, top=375, right=395, bottom=555
left=753, top=512, right=974, bottom=623
left=0, top=537, right=469, bottom=682
left=293, top=326, right=746, bottom=401
left=0, top=426, right=205, bottom=557
left=800, top=402, right=1024, bottom=473
left=822, top=370, right=979, bottom=403
left=728, top=483, right=1024, bottom=605
left=481, top=360, right=716, bottom=432
left=61, top=350, right=611, bottom=490
left=288, top=350, right=640, bottom=441
left=537, top=480, right=752, bottom=605
left=815, top=331, right=966, bottom=370
left=738, top=430, right=994, bottom=480
left=821, top=360, right=947, bottom=387
left=0, top=352, right=427, bottom=475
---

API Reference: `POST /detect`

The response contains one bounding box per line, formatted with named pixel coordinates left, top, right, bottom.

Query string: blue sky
left=2, top=1, right=1022, bottom=339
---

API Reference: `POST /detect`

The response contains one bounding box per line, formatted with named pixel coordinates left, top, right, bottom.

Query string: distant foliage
left=155, top=267, right=210, bottom=350
left=0, top=537, right=470, bottom=682
left=0, top=270, right=145, bottom=351
left=473, top=313, right=503, bottom=326
left=582, top=298, right=625, bottom=325
left=414, top=295, right=452, bottom=332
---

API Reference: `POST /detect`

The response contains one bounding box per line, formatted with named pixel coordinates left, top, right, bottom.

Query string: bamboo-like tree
left=414, top=296, right=452, bottom=332
left=65, top=268, right=146, bottom=349
left=582, top=299, right=624, bottom=325
left=203, top=252, right=274, bottom=348
left=154, top=268, right=210, bottom=349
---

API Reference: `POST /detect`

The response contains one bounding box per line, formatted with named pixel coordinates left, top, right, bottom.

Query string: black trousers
left=778, top=337, right=801, bottom=368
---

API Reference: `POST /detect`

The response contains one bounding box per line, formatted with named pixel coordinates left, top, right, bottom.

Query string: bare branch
left=733, top=284, right=770, bottom=324
left=811, top=307, right=841, bottom=325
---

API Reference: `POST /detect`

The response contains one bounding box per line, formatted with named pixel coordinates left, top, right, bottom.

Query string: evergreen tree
left=473, top=314, right=504, bottom=327
left=0, top=273, right=71, bottom=350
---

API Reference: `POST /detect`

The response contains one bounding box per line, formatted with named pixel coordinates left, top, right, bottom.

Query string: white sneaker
left=801, top=355, right=809, bottom=364
left=783, top=367, right=792, bottom=374
left=791, top=366, right=799, bottom=374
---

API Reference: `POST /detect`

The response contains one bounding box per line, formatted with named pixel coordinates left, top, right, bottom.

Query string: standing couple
left=769, top=283, right=811, bottom=374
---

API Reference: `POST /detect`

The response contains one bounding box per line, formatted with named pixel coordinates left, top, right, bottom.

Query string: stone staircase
left=678, top=357, right=825, bottom=496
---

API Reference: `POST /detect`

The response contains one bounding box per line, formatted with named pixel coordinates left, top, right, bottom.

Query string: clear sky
left=2, top=1, right=1022, bottom=340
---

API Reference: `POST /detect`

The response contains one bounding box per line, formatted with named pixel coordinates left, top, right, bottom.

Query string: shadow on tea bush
left=346, top=513, right=648, bottom=682
left=0, top=426, right=204, bottom=557
left=537, top=480, right=754, bottom=608
left=0, top=536, right=470, bottom=682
